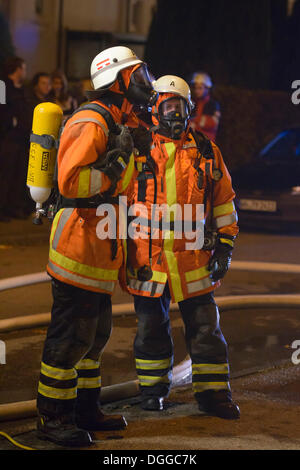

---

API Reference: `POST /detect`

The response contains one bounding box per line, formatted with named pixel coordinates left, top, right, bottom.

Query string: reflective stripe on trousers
left=76, top=359, right=101, bottom=390
left=192, top=362, right=230, bottom=393
left=136, top=357, right=173, bottom=387
left=38, top=361, right=78, bottom=401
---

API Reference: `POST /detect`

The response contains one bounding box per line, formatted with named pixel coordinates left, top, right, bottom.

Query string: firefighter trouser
left=133, top=283, right=230, bottom=399
left=37, top=278, right=112, bottom=417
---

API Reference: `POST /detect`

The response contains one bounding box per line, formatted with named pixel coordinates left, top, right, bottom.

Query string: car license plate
left=239, top=199, right=277, bottom=212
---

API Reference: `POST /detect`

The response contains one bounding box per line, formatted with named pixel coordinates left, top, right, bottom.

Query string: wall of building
left=1, top=0, right=156, bottom=79
left=4, top=0, right=59, bottom=77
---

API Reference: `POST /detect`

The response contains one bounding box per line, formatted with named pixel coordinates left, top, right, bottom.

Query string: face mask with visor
left=125, top=64, right=157, bottom=108
left=158, top=96, right=190, bottom=139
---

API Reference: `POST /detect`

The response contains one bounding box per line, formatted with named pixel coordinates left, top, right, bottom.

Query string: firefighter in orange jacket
left=125, top=75, right=240, bottom=419
left=190, top=72, right=220, bottom=142
left=36, top=46, right=156, bottom=447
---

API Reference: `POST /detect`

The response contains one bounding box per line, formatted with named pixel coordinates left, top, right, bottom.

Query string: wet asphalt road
left=0, top=221, right=300, bottom=404
left=0, top=220, right=300, bottom=450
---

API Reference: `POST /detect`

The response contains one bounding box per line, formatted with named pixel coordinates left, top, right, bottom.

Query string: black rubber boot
left=37, top=411, right=92, bottom=447
left=141, top=397, right=164, bottom=411
left=75, top=389, right=127, bottom=431
left=76, top=408, right=127, bottom=431
left=197, top=390, right=240, bottom=420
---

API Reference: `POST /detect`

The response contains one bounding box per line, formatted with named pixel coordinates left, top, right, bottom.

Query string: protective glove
left=114, top=124, right=134, bottom=159
left=130, top=126, right=152, bottom=156
left=95, top=148, right=130, bottom=183
left=208, top=240, right=233, bottom=282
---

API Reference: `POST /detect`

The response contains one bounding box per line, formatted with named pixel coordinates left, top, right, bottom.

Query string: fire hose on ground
left=1, top=268, right=300, bottom=423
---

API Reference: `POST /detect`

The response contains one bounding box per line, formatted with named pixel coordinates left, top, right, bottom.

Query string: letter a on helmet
left=153, top=75, right=194, bottom=113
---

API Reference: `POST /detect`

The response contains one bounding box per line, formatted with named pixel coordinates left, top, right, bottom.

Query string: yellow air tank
left=27, top=102, right=63, bottom=219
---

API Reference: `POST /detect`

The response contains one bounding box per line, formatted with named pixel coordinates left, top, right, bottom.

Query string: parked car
left=231, top=128, right=300, bottom=231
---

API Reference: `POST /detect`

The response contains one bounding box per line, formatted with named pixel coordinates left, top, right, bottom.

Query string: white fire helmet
left=90, top=46, right=143, bottom=90
left=152, top=75, right=194, bottom=113
left=191, top=72, right=213, bottom=88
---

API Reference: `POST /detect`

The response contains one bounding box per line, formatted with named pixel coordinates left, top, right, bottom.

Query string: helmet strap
left=117, top=73, right=127, bottom=95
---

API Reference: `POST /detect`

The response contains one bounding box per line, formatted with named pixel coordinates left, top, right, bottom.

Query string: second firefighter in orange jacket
left=124, top=75, right=240, bottom=419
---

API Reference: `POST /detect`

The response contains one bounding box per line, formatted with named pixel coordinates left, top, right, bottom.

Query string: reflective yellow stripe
left=164, top=233, right=184, bottom=302
left=41, top=361, right=77, bottom=380
left=164, top=143, right=177, bottom=208
left=163, top=142, right=184, bottom=303
left=135, top=357, right=172, bottom=370
left=50, top=209, right=64, bottom=246
left=121, top=153, right=135, bottom=192
left=138, top=373, right=172, bottom=386
left=77, top=377, right=101, bottom=389
left=49, top=248, right=118, bottom=281
left=48, top=260, right=115, bottom=292
left=219, top=238, right=234, bottom=248
left=185, top=265, right=210, bottom=283
left=213, top=201, right=235, bottom=218
left=192, top=363, right=229, bottom=374
left=77, top=167, right=91, bottom=198
left=52, top=208, right=73, bottom=250
left=76, top=359, right=100, bottom=370
left=193, top=382, right=230, bottom=393
left=38, top=382, right=77, bottom=400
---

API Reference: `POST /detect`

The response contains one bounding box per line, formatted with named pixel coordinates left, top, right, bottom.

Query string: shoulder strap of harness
left=189, top=128, right=214, bottom=163
left=67, top=101, right=119, bottom=135
left=189, top=129, right=217, bottom=230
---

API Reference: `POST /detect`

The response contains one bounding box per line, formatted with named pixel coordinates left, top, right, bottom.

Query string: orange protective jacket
left=47, top=97, right=138, bottom=294
left=191, top=95, right=220, bottom=142
left=124, top=129, right=238, bottom=303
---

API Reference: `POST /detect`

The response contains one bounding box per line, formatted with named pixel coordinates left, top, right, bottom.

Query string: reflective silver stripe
left=215, top=212, right=237, bottom=229
left=52, top=208, right=73, bottom=250
left=192, top=363, right=229, bottom=375
left=91, top=57, right=141, bottom=81
left=128, top=278, right=165, bottom=295
left=182, top=142, right=197, bottom=149
left=90, top=168, right=103, bottom=195
left=187, top=276, right=213, bottom=294
left=138, top=372, right=172, bottom=386
left=68, top=117, right=108, bottom=136
left=48, top=261, right=115, bottom=292
left=135, top=357, right=172, bottom=370
left=41, top=361, right=77, bottom=380
left=76, top=359, right=100, bottom=370
left=77, top=377, right=101, bottom=389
